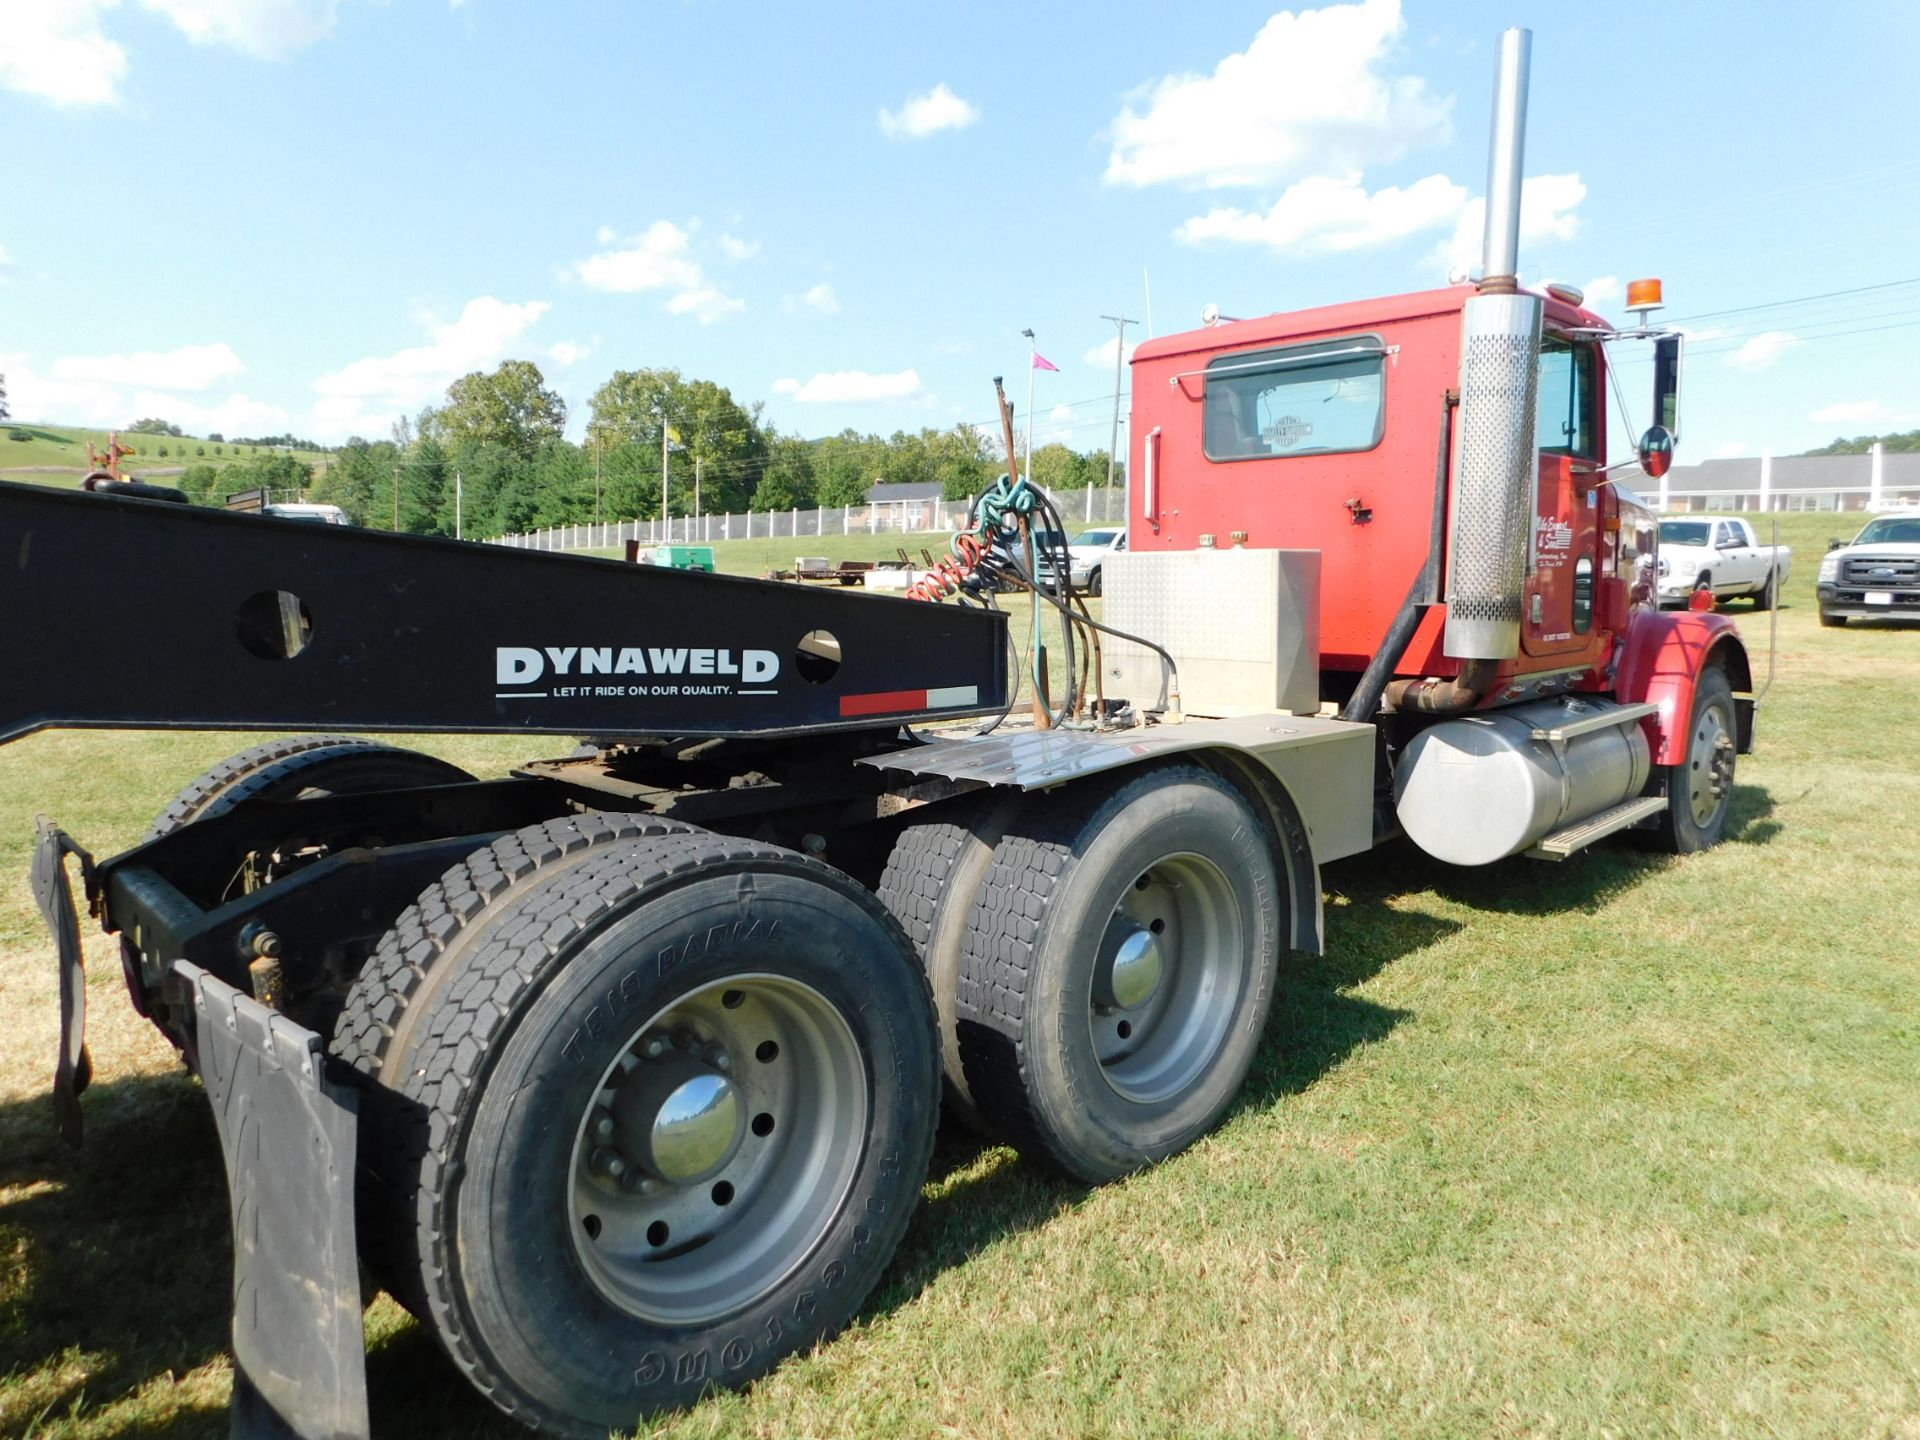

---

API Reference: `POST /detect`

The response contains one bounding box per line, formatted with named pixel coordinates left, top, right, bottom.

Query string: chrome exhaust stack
left=1443, top=27, right=1543, bottom=662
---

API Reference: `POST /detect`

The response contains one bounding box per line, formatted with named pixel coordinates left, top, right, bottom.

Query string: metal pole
left=1479, top=28, right=1532, bottom=287
left=392, top=465, right=399, bottom=531
left=594, top=435, right=602, bottom=524
left=455, top=469, right=462, bottom=539
left=1021, top=329, right=1036, bottom=483
left=659, top=411, right=669, bottom=524
left=1101, top=313, right=1136, bottom=492
left=695, top=456, right=702, bottom=517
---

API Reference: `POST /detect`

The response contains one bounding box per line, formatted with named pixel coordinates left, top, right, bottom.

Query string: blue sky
left=4, top=0, right=1917, bottom=463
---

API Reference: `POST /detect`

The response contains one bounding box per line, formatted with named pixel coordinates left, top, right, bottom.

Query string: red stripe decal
left=839, top=688, right=927, bottom=717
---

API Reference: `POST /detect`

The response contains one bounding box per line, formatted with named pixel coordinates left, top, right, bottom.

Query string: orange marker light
left=1626, top=278, right=1664, bottom=312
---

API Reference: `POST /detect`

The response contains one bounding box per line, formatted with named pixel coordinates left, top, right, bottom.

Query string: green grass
left=0, top=423, right=328, bottom=485
left=2, top=511, right=1917, bottom=1438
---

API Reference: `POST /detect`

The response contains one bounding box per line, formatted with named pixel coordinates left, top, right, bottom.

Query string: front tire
left=337, top=824, right=939, bottom=1435
left=1086, top=566, right=1103, bottom=597
left=1647, top=665, right=1737, bottom=853
left=954, top=765, right=1283, bottom=1182
left=1819, top=607, right=1847, bottom=628
left=1752, top=568, right=1777, bottom=611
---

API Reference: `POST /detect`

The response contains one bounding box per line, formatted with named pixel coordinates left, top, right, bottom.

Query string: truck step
left=1526, top=795, right=1668, bottom=861
left=1529, top=700, right=1660, bottom=744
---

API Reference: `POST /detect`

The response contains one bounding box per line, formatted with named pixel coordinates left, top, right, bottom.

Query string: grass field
left=0, top=423, right=328, bottom=485
left=2, top=512, right=1917, bottom=1439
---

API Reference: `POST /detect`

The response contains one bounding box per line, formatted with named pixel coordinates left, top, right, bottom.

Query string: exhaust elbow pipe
left=1385, top=658, right=1499, bottom=715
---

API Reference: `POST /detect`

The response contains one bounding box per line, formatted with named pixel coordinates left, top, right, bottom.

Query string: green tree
left=176, top=463, right=219, bottom=505
left=422, top=359, right=567, bottom=459
left=751, top=433, right=817, bottom=511
left=398, top=437, right=450, bottom=534
left=224, top=450, right=314, bottom=500
left=310, top=438, right=396, bottom=525
left=1028, top=443, right=1098, bottom=492
left=194, top=444, right=205, bottom=456
left=587, top=368, right=767, bottom=518
left=812, top=429, right=885, bottom=508
left=129, top=417, right=177, bottom=436
left=0, top=373, right=9, bottom=422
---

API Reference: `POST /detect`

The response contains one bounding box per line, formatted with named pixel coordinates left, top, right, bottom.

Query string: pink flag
left=1032, top=352, right=1058, bottom=372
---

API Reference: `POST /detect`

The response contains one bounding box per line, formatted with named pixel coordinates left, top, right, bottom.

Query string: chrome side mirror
left=1637, top=425, right=1674, bottom=479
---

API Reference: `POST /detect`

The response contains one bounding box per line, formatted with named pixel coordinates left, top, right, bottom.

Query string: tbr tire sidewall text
left=444, top=868, right=934, bottom=1429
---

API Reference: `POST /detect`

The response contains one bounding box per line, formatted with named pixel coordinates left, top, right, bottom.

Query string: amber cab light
left=1626, top=278, right=1664, bottom=312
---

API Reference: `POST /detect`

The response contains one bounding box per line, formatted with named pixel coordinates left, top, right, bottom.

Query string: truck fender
left=1199, top=750, right=1328, bottom=958
left=1613, top=610, right=1753, bottom=765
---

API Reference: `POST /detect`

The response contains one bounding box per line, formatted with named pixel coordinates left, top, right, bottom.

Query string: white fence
left=490, top=486, right=1128, bottom=552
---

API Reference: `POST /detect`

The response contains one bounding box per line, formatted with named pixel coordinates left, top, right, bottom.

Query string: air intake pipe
left=1443, top=27, right=1542, bottom=663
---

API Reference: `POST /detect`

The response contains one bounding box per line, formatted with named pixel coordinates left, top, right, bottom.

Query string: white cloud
left=1050, top=404, right=1073, bottom=421
left=0, top=0, right=337, bottom=107
left=772, top=369, right=925, bottom=404
left=1431, top=172, right=1585, bottom=277
left=594, top=224, right=616, bottom=245
left=717, top=233, right=760, bottom=261
left=570, top=221, right=743, bottom=323
left=1083, top=337, right=1138, bottom=369
left=140, top=0, right=340, bottom=60
left=666, top=286, right=747, bottom=325
left=51, top=342, right=245, bottom=391
left=1727, top=331, right=1797, bottom=372
left=878, top=82, right=980, bottom=140
left=1104, top=0, right=1448, bottom=191
left=0, top=1, right=128, bottom=106
left=1581, top=275, right=1621, bottom=309
left=0, top=348, right=282, bottom=436
left=131, top=388, right=289, bottom=436
left=1811, top=399, right=1908, bottom=425
left=1178, top=171, right=1465, bottom=255
left=310, top=295, right=549, bottom=438
left=782, top=283, right=839, bottom=315
left=545, top=340, right=590, bottom=367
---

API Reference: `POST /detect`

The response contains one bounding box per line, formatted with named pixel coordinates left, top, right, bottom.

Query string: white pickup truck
left=1656, top=516, right=1791, bottom=609
left=1816, top=511, right=1920, bottom=627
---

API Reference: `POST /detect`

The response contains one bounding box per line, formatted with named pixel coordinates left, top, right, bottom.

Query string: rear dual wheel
left=334, top=820, right=939, bottom=1436
left=881, top=765, right=1284, bottom=1182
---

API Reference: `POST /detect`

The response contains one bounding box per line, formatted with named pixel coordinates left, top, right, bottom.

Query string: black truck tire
left=1819, top=608, right=1847, bottom=628
left=875, top=797, right=1020, bottom=1132
left=1752, top=568, right=1778, bottom=611
left=953, top=765, right=1283, bottom=1182
left=146, top=734, right=473, bottom=840
left=334, top=823, right=940, bottom=1436
left=1646, top=665, right=1737, bottom=854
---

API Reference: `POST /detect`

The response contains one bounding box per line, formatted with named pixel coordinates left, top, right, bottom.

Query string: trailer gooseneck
left=9, top=29, right=1756, bottom=1440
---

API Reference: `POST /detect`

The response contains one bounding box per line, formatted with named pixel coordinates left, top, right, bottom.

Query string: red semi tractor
left=7, top=26, right=1751, bottom=1440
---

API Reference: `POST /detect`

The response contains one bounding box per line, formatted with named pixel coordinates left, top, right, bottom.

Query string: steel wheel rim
left=567, top=973, right=868, bottom=1326
left=1087, top=852, right=1245, bottom=1105
left=1688, top=699, right=1735, bottom=827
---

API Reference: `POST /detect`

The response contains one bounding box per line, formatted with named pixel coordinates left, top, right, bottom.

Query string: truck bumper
left=1816, top=583, right=1920, bottom=617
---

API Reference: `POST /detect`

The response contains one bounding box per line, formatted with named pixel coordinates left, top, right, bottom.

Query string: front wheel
left=1086, top=566, right=1103, bottom=597
left=1752, top=568, right=1778, bottom=610
left=1819, top=607, right=1847, bottom=628
left=1647, top=665, right=1737, bottom=853
left=339, top=827, right=939, bottom=1435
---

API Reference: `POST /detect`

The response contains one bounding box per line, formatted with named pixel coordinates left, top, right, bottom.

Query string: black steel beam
left=0, top=481, right=1008, bottom=743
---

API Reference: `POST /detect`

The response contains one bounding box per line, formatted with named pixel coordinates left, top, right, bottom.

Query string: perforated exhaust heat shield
left=1443, top=291, right=1542, bottom=660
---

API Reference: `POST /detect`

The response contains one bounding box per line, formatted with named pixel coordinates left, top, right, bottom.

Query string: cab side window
left=1535, top=341, right=1596, bottom=456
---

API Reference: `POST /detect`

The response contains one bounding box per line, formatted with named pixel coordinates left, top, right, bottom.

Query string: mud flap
left=172, top=961, right=370, bottom=1440
left=30, top=818, right=94, bottom=1148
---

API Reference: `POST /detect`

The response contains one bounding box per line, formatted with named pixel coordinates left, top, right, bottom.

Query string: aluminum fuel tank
left=1393, top=698, right=1651, bottom=866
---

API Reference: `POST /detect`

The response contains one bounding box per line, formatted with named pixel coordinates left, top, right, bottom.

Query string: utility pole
left=1101, top=313, right=1137, bottom=497
left=695, top=456, right=702, bottom=518
left=455, top=469, right=463, bottom=540
left=392, top=464, right=400, bottom=531
left=594, top=434, right=602, bottom=525
left=658, top=408, right=670, bottom=535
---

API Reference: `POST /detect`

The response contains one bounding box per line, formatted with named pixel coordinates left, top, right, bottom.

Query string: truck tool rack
left=7, top=27, right=1757, bottom=1440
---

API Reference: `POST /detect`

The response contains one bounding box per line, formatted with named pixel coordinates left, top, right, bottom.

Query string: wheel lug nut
left=590, top=1109, right=615, bottom=1143
left=640, top=1034, right=670, bottom=1060
left=591, top=1146, right=628, bottom=1180
left=622, top=1172, right=659, bottom=1196
left=705, top=1044, right=731, bottom=1071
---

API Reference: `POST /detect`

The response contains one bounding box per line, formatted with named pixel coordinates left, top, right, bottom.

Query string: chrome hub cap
left=569, top=975, right=868, bottom=1325
left=1088, top=853, right=1245, bottom=1105
left=1689, top=702, right=1736, bottom=827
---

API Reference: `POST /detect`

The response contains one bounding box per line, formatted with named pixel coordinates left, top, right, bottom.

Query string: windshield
left=1073, top=530, right=1118, bottom=547
left=1855, top=516, right=1920, bottom=545
left=1659, top=520, right=1711, bottom=546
